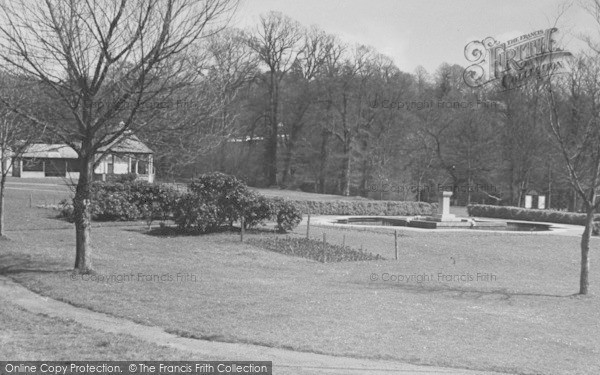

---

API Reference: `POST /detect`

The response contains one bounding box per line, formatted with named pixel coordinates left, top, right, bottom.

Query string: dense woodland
left=130, top=11, right=593, bottom=211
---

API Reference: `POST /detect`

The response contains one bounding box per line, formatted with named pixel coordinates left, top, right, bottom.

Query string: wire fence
left=282, top=215, right=405, bottom=260
left=5, top=186, right=73, bottom=208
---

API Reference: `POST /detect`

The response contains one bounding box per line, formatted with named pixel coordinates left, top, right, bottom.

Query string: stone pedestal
left=429, top=191, right=461, bottom=222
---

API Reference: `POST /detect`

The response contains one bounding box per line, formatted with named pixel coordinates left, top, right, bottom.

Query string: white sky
left=232, top=0, right=596, bottom=75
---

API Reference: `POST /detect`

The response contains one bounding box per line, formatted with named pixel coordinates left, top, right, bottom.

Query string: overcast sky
left=233, top=0, right=597, bottom=75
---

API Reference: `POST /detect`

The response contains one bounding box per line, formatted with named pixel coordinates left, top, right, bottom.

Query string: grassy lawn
left=0, top=300, right=197, bottom=360
left=2, top=185, right=600, bottom=374
left=253, top=188, right=369, bottom=201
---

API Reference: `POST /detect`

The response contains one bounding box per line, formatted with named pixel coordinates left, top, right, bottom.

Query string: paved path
left=0, top=276, right=508, bottom=375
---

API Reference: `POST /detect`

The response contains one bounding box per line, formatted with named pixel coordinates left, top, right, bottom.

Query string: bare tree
left=544, top=54, right=600, bottom=295
left=247, top=11, right=303, bottom=186
left=280, top=27, right=333, bottom=187
left=150, top=28, right=258, bottom=177
left=314, top=38, right=345, bottom=193
left=0, top=75, right=40, bottom=237
left=328, top=44, right=379, bottom=196
left=0, top=0, right=238, bottom=272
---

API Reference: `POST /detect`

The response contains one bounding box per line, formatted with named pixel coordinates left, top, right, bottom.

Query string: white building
left=11, top=133, right=154, bottom=182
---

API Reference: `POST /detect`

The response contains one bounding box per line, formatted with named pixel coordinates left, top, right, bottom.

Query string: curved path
left=0, top=276, right=509, bottom=375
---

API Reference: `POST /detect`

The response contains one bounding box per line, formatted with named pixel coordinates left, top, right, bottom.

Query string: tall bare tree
left=150, top=28, right=258, bottom=177
left=328, top=44, right=379, bottom=196
left=248, top=11, right=303, bottom=186
left=0, top=75, right=39, bottom=237
left=544, top=54, right=600, bottom=295
left=0, top=0, right=238, bottom=272
left=280, top=27, right=333, bottom=187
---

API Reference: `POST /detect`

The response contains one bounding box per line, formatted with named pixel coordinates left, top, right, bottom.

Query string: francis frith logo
left=463, top=28, right=572, bottom=91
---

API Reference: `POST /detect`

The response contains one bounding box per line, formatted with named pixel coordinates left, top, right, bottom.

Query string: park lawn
left=253, top=188, right=369, bottom=201
left=2, top=213, right=600, bottom=375
left=0, top=299, right=194, bottom=360
left=2, top=186, right=600, bottom=374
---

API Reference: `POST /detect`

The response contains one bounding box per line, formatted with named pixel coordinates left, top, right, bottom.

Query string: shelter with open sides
left=10, top=132, right=154, bottom=183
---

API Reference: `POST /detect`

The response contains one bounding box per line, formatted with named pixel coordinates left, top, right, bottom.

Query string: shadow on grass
left=127, top=225, right=279, bottom=238
left=0, top=254, right=71, bottom=278
left=363, top=279, right=580, bottom=299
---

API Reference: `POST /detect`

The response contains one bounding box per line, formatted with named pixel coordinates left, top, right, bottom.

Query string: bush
left=189, top=172, right=251, bottom=227
left=172, top=193, right=220, bottom=233
left=56, top=181, right=181, bottom=222
left=270, top=197, right=302, bottom=233
left=57, top=199, right=74, bottom=222
left=240, top=192, right=273, bottom=229
left=90, top=183, right=141, bottom=221
left=289, top=200, right=436, bottom=216
left=467, top=204, right=600, bottom=226
left=128, top=182, right=179, bottom=222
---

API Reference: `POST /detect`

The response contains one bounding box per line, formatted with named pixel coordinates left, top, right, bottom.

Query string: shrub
left=57, top=199, right=74, bottom=222
left=289, top=200, right=436, bottom=216
left=56, top=181, right=181, bottom=222
left=240, top=192, right=273, bottom=229
left=172, top=193, right=220, bottom=233
left=467, top=204, right=600, bottom=226
left=270, top=197, right=302, bottom=233
left=128, top=182, right=179, bottom=222
left=90, top=184, right=141, bottom=221
left=189, top=172, right=251, bottom=227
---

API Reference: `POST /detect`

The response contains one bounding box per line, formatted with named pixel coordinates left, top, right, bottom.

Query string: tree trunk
left=358, top=138, right=369, bottom=198
left=318, top=129, right=330, bottom=194
left=73, top=153, right=94, bottom=272
left=281, top=125, right=300, bottom=187
left=265, top=72, right=279, bottom=186
left=579, top=208, right=593, bottom=295
left=0, top=173, right=5, bottom=237
left=509, top=161, right=516, bottom=205
left=340, top=135, right=351, bottom=196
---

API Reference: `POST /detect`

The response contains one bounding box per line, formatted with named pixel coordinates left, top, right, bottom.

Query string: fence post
left=342, top=234, right=346, bottom=248
left=306, top=213, right=311, bottom=239
left=29, top=193, right=32, bottom=208
left=394, top=230, right=398, bottom=260
left=240, top=216, right=245, bottom=242
left=322, top=233, right=326, bottom=263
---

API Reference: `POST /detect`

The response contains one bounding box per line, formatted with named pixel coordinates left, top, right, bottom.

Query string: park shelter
left=11, top=133, right=154, bottom=182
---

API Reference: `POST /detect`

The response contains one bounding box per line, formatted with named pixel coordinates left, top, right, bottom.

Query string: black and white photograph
left=0, top=0, right=599, bottom=374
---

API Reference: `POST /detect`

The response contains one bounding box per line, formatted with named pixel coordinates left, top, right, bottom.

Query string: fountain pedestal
left=429, top=191, right=462, bottom=222
left=409, top=190, right=479, bottom=229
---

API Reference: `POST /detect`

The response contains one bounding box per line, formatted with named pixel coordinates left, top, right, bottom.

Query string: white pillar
left=434, top=191, right=458, bottom=221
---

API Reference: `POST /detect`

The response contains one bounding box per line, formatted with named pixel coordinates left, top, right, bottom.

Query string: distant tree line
left=141, top=11, right=600, bottom=212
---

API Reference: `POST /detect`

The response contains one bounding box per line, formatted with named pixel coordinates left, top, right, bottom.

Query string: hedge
left=467, top=204, right=600, bottom=226
left=289, top=200, right=437, bottom=216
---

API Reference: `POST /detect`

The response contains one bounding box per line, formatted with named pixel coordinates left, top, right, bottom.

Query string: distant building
left=11, top=133, right=154, bottom=182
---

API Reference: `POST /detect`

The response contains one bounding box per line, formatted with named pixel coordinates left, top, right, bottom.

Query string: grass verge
left=2, top=187, right=600, bottom=374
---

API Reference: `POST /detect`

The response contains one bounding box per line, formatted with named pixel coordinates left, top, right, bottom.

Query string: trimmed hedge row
left=467, top=204, right=600, bottom=225
left=290, top=200, right=437, bottom=216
